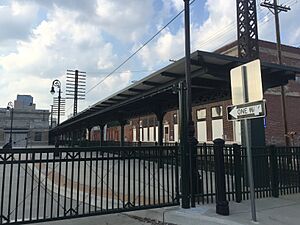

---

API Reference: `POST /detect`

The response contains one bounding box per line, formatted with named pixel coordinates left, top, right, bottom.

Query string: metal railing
left=194, top=144, right=300, bottom=204
left=0, top=146, right=179, bottom=224
left=61, top=140, right=178, bottom=147
left=0, top=143, right=299, bottom=224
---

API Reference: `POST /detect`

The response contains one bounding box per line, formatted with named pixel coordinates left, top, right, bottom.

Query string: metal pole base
left=216, top=200, right=229, bottom=216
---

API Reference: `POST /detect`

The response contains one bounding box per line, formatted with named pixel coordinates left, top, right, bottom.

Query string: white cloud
left=0, top=6, right=116, bottom=76
left=138, top=0, right=236, bottom=69
left=0, top=1, right=38, bottom=42
left=1, top=0, right=299, bottom=121
left=95, top=0, right=155, bottom=42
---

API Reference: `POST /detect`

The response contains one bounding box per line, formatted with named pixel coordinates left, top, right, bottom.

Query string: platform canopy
left=52, top=50, right=300, bottom=132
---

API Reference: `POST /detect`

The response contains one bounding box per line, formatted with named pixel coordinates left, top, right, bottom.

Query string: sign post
left=229, top=59, right=266, bottom=222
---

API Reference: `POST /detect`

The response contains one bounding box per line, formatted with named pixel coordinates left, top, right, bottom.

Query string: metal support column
left=119, top=121, right=126, bottom=147
left=179, top=82, right=190, bottom=209
left=99, top=124, right=105, bottom=147
left=156, top=111, right=166, bottom=146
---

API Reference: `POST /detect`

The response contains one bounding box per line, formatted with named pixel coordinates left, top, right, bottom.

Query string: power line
left=85, top=69, right=154, bottom=75
left=85, top=0, right=197, bottom=95
left=65, top=0, right=298, bottom=115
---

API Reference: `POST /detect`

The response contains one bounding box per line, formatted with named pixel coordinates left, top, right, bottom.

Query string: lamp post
left=7, top=101, right=14, bottom=149
left=50, top=104, right=53, bottom=128
left=50, top=79, right=61, bottom=125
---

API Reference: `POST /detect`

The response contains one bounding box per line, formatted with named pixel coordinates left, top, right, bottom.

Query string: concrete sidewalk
left=35, top=193, right=300, bottom=225
left=128, top=193, right=300, bottom=225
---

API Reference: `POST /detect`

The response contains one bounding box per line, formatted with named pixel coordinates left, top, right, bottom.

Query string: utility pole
left=261, top=0, right=291, bottom=146
left=66, top=69, right=86, bottom=116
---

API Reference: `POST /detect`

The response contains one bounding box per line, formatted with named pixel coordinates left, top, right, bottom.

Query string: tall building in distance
left=0, top=95, right=50, bottom=147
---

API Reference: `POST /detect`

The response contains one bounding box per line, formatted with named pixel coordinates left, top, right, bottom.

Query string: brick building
left=95, top=40, right=300, bottom=146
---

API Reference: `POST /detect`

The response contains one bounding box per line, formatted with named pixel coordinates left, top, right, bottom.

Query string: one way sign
left=227, top=100, right=266, bottom=121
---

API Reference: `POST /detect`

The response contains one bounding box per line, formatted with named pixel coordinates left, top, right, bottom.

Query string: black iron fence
left=0, top=146, right=179, bottom=224
left=0, top=143, right=299, bottom=224
left=194, top=144, right=300, bottom=204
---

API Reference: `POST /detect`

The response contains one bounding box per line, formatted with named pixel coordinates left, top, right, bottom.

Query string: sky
left=0, top=0, right=299, bottom=122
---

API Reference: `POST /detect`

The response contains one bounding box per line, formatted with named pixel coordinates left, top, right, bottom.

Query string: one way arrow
left=229, top=106, right=238, bottom=119
left=227, top=100, right=266, bottom=121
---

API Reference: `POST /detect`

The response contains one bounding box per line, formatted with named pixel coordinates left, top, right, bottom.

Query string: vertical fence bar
left=89, top=150, right=93, bottom=213
left=63, top=152, right=68, bottom=216
left=229, top=146, right=235, bottom=201
left=83, top=151, right=87, bottom=214
left=29, top=153, right=35, bottom=221
left=297, top=147, right=300, bottom=193
left=0, top=153, right=7, bottom=224
left=270, top=145, right=279, bottom=197
left=36, top=153, right=42, bottom=220
left=165, top=148, right=169, bottom=204
left=225, top=147, right=230, bottom=201
left=14, top=153, right=21, bottom=222
left=233, top=144, right=242, bottom=203
left=152, top=148, right=156, bottom=205
left=143, top=147, right=146, bottom=206
left=23, top=153, right=29, bottom=222
left=106, top=151, right=110, bottom=211
left=292, top=147, right=296, bottom=194
left=94, top=148, right=98, bottom=212
left=138, top=148, right=141, bottom=207
left=127, top=149, right=131, bottom=207
left=100, top=151, right=104, bottom=211
left=8, top=153, right=14, bottom=223
left=76, top=150, right=81, bottom=214
left=70, top=151, right=75, bottom=215
left=157, top=148, right=160, bottom=205
left=133, top=149, right=136, bottom=207
left=112, top=149, right=115, bottom=209
left=148, top=148, right=151, bottom=205
left=175, top=145, right=180, bottom=204
left=122, top=150, right=126, bottom=208
left=57, top=150, right=62, bottom=218
left=50, top=152, right=55, bottom=219
left=117, top=148, right=120, bottom=209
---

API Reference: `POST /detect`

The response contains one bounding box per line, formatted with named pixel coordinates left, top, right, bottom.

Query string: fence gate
left=0, top=146, right=179, bottom=224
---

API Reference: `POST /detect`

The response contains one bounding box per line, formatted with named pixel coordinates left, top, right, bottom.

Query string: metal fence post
left=213, top=138, right=229, bottom=215
left=233, top=144, right=242, bottom=203
left=270, top=145, right=279, bottom=197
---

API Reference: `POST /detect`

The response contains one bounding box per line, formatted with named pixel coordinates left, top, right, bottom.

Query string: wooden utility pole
left=261, top=0, right=291, bottom=146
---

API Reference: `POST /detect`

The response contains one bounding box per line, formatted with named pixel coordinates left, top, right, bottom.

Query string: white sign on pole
left=230, top=59, right=263, bottom=105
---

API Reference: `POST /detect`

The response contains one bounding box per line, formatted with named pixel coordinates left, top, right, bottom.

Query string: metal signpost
left=228, top=59, right=266, bottom=222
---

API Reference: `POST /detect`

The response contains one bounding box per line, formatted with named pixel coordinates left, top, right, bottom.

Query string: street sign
left=230, top=59, right=263, bottom=105
left=229, top=59, right=264, bottom=223
left=227, top=100, right=266, bottom=121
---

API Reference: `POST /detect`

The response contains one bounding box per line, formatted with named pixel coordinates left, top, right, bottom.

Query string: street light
left=7, top=101, right=14, bottom=149
left=50, top=79, right=61, bottom=125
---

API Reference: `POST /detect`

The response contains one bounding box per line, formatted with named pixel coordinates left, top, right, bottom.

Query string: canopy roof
left=52, top=50, right=300, bottom=131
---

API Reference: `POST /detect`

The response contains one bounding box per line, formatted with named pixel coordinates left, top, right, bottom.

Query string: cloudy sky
left=0, top=0, right=299, bottom=121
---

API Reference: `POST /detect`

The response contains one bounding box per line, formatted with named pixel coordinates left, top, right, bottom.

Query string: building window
left=197, top=109, right=206, bottom=120
left=296, top=76, right=300, bottom=83
left=34, top=132, right=42, bottom=141
left=211, top=106, right=223, bottom=118
left=173, top=113, right=178, bottom=124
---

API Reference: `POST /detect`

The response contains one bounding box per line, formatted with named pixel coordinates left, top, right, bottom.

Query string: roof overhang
left=51, top=50, right=300, bottom=132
